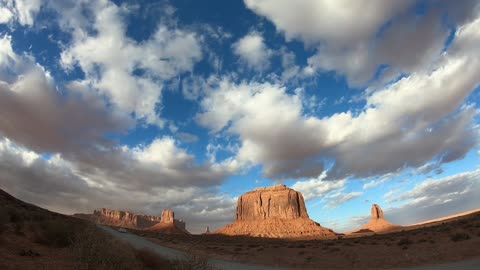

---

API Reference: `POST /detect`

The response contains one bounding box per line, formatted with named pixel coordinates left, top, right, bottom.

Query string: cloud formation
left=58, top=0, right=203, bottom=127
left=232, top=32, right=271, bottom=71
left=198, top=14, right=480, bottom=181
left=245, top=0, right=480, bottom=86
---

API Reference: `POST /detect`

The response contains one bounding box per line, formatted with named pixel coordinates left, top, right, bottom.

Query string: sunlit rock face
left=217, top=185, right=336, bottom=238
left=352, top=204, right=402, bottom=234
left=87, top=208, right=162, bottom=229
left=236, top=185, right=309, bottom=221
left=371, top=204, right=384, bottom=219
left=161, top=209, right=174, bottom=223
left=146, top=209, right=190, bottom=235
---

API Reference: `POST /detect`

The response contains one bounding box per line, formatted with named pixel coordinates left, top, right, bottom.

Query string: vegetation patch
left=450, top=232, right=471, bottom=242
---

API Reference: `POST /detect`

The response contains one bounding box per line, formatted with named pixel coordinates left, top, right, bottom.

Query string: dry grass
left=170, top=254, right=218, bottom=270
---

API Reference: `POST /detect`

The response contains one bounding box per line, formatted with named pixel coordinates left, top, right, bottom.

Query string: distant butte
left=145, top=209, right=190, bottom=235
left=73, top=208, right=162, bottom=229
left=73, top=208, right=189, bottom=234
left=216, top=184, right=336, bottom=238
left=352, top=204, right=402, bottom=234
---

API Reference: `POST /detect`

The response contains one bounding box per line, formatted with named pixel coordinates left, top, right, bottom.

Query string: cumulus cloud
left=245, top=0, right=480, bottom=86
left=385, top=169, right=480, bottom=225
left=232, top=32, right=271, bottom=71
left=0, top=0, right=42, bottom=26
left=0, top=137, right=236, bottom=233
left=198, top=15, right=480, bottom=180
left=0, top=35, right=132, bottom=154
left=0, top=30, right=238, bottom=233
left=57, top=0, right=202, bottom=127
left=291, top=173, right=346, bottom=201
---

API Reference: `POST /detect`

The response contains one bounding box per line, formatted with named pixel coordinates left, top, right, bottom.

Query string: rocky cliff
left=352, top=204, right=402, bottom=234
left=146, top=209, right=189, bottom=234
left=236, top=185, right=309, bottom=221
left=74, top=208, right=162, bottom=229
left=216, top=185, right=336, bottom=238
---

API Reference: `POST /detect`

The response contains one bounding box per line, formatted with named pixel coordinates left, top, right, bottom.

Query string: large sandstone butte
left=146, top=209, right=189, bottom=235
left=216, top=185, right=336, bottom=238
left=352, top=204, right=402, bottom=234
left=73, top=208, right=162, bottom=229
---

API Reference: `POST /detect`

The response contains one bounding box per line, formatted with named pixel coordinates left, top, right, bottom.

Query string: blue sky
left=0, top=0, right=479, bottom=233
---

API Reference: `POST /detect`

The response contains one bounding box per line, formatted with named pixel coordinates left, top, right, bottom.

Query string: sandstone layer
left=146, top=209, right=189, bottom=235
left=216, top=185, right=336, bottom=238
left=353, top=204, right=402, bottom=233
left=73, top=208, right=162, bottom=229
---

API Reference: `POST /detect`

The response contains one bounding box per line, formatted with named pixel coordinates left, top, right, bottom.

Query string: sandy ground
left=126, top=211, right=480, bottom=269
left=0, top=229, right=75, bottom=270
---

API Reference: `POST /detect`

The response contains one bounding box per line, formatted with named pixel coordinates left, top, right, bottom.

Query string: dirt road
left=99, top=225, right=480, bottom=270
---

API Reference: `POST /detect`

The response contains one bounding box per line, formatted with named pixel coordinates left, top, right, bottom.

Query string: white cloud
left=291, top=172, right=346, bottom=201
left=0, top=35, right=132, bottom=154
left=324, top=191, right=363, bottom=209
left=384, top=169, right=480, bottom=225
left=232, top=32, right=271, bottom=71
left=0, top=0, right=42, bottom=26
left=198, top=15, right=480, bottom=180
left=0, top=137, right=237, bottom=233
left=0, top=6, right=13, bottom=24
left=245, top=0, right=480, bottom=86
left=362, top=172, right=399, bottom=190
left=58, top=0, right=202, bottom=127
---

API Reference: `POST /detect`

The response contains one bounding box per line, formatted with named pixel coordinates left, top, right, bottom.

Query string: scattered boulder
left=216, top=185, right=336, bottom=238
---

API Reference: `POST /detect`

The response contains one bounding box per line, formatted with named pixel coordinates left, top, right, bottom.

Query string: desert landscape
left=2, top=185, right=479, bottom=270
left=1, top=0, right=480, bottom=270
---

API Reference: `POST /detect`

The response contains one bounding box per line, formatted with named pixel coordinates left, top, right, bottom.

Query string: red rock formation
left=352, top=204, right=402, bottom=234
left=146, top=209, right=190, bottom=235
left=371, top=204, right=384, bottom=219
left=216, top=185, right=336, bottom=238
left=74, top=208, right=162, bottom=229
left=161, top=209, right=174, bottom=223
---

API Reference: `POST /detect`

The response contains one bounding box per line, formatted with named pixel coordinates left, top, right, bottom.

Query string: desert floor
left=129, top=211, right=480, bottom=269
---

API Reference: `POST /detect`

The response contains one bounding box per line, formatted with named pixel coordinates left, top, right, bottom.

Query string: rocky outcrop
left=236, top=185, right=309, bottom=221
left=216, top=185, right=336, bottom=238
left=74, top=208, right=162, bottom=229
left=161, top=209, right=174, bottom=223
left=352, top=204, right=402, bottom=234
left=146, top=209, right=190, bottom=235
left=371, top=204, right=384, bottom=219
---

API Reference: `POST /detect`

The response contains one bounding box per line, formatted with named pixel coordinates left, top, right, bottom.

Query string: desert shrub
left=397, top=238, right=412, bottom=246
left=72, top=225, right=142, bottom=270
left=135, top=249, right=174, bottom=270
left=33, top=219, right=79, bottom=247
left=0, top=208, right=8, bottom=234
left=7, top=207, right=25, bottom=223
left=450, top=232, right=471, bottom=242
left=171, top=254, right=217, bottom=270
left=14, top=222, right=23, bottom=235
